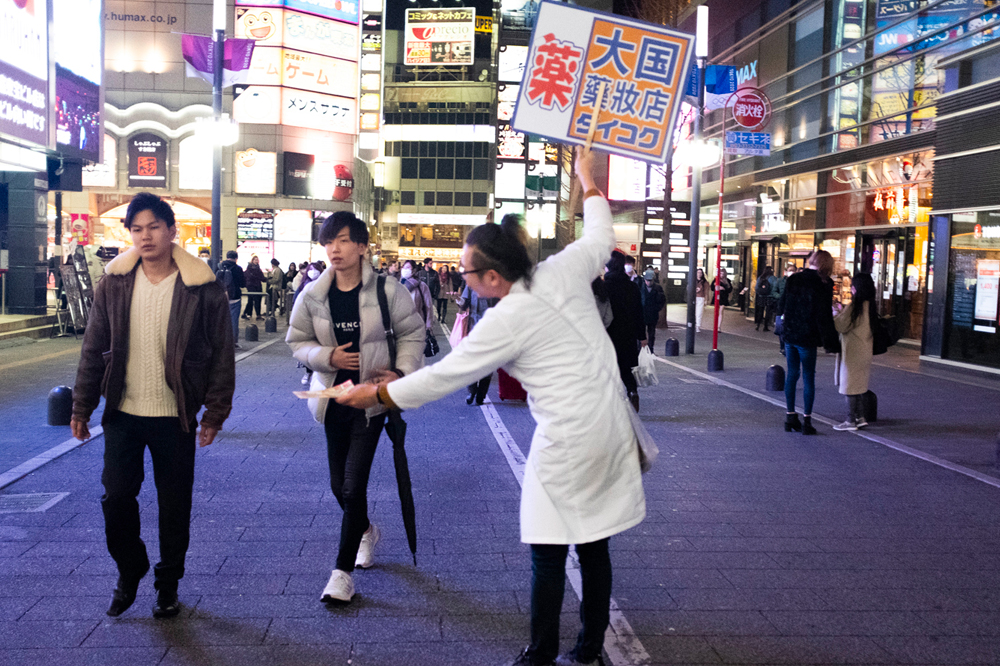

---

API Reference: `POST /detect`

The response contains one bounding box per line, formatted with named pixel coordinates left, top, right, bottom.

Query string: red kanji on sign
left=526, top=33, right=583, bottom=111
left=137, top=156, right=158, bottom=176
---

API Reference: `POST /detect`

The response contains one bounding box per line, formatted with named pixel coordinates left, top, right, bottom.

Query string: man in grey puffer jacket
left=286, top=212, right=424, bottom=604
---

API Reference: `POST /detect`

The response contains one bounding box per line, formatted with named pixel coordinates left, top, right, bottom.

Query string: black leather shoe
left=107, top=575, right=142, bottom=617
left=466, top=394, right=476, bottom=405
left=152, top=589, right=181, bottom=618
left=556, top=652, right=606, bottom=666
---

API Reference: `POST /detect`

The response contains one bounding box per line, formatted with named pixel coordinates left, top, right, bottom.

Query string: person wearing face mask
left=624, top=256, right=638, bottom=282
left=400, top=260, right=435, bottom=334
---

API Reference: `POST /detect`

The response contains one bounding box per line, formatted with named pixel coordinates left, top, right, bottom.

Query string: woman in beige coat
left=833, top=273, right=877, bottom=431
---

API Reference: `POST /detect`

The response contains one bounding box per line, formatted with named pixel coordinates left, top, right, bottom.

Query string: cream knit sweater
left=119, top=268, right=179, bottom=417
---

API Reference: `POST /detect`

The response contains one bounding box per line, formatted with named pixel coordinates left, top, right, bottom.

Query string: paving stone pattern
left=2, top=316, right=1000, bottom=665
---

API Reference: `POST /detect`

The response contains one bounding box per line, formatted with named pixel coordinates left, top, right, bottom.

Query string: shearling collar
left=105, top=244, right=217, bottom=287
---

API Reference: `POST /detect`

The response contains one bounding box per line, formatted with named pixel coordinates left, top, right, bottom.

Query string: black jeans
left=526, top=539, right=612, bottom=664
left=243, top=294, right=262, bottom=318
left=645, top=323, right=657, bottom=352
left=324, top=402, right=386, bottom=572
left=618, top=359, right=638, bottom=395
left=436, top=298, right=448, bottom=322
left=101, top=411, right=197, bottom=591
left=468, top=374, right=491, bottom=402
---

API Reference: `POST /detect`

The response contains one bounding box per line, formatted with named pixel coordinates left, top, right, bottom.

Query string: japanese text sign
left=405, top=8, right=475, bottom=66
left=724, top=131, right=770, bottom=156
left=511, top=1, right=694, bottom=163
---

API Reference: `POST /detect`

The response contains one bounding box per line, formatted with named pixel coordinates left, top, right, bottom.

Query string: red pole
left=712, top=150, right=725, bottom=351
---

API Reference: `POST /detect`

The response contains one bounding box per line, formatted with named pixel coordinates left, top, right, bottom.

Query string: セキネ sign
left=511, top=1, right=694, bottom=163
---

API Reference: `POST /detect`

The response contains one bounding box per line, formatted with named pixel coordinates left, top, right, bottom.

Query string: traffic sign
left=725, top=131, right=770, bottom=156
left=731, top=88, right=770, bottom=130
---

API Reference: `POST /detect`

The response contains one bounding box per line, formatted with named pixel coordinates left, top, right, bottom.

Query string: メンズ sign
left=724, top=131, right=771, bottom=156
left=127, top=133, right=168, bottom=189
left=731, top=89, right=769, bottom=130
left=405, top=8, right=475, bottom=66
left=511, top=1, right=694, bottom=163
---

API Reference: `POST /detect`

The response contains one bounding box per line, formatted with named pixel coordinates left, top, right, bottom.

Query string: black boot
left=802, top=415, right=817, bottom=435
left=466, top=393, right=476, bottom=405
left=152, top=588, right=181, bottom=618
left=784, top=413, right=802, bottom=432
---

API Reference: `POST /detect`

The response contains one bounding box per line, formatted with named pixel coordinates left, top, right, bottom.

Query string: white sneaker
left=320, top=569, right=354, bottom=603
left=300, top=373, right=310, bottom=386
left=355, top=523, right=380, bottom=569
left=855, top=418, right=869, bottom=429
left=833, top=420, right=857, bottom=431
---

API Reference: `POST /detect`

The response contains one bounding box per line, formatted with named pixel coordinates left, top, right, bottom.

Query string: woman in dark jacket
left=604, top=251, right=646, bottom=411
left=243, top=256, right=266, bottom=320
left=712, top=268, right=734, bottom=332
left=776, top=250, right=838, bottom=435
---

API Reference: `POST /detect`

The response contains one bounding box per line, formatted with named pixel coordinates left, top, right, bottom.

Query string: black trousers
left=101, top=411, right=197, bottom=591
left=324, top=402, right=386, bottom=572
left=243, top=294, right=262, bottom=318
left=436, top=298, right=448, bottom=322
left=526, top=539, right=612, bottom=664
left=645, top=323, right=657, bottom=352
left=618, top=358, right=638, bottom=395
left=468, top=374, right=492, bottom=402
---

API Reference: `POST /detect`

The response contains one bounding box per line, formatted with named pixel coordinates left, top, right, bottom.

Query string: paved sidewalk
left=2, top=312, right=1000, bottom=664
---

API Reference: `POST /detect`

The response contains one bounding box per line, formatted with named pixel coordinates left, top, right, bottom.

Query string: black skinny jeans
left=324, top=402, right=386, bottom=573
left=101, top=411, right=197, bottom=591
left=436, top=298, right=448, bottom=322
left=243, top=294, right=262, bottom=318
left=468, top=374, right=492, bottom=402
left=645, top=323, right=657, bottom=352
left=526, top=538, right=612, bottom=664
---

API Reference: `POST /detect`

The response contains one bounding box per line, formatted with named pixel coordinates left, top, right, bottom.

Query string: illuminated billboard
left=53, top=0, right=103, bottom=163
left=0, top=0, right=48, bottom=147
left=405, top=8, right=474, bottom=66
left=236, top=0, right=359, bottom=25
left=236, top=7, right=359, bottom=61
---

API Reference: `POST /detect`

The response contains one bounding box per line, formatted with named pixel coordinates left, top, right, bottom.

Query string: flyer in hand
left=293, top=380, right=355, bottom=400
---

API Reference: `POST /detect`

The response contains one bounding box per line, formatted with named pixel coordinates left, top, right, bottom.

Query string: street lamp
left=685, top=5, right=710, bottom=356
left=195, top=114, right=240, bottom=147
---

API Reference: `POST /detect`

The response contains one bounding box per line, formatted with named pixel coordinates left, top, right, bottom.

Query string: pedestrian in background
left=243, top=255, right=265, bottom=321
left=605, top=249, right=647, bottom=412
left=773, top=264, right=795, bottom=354
left=436, top=264, right=450, bottom=322
left=456, top=280, right=498, bottom=405
left=285, top=261, right=298, bottom=289
left=449, top=264, right=464, bottom=296
left=400, top=259, right=435, bottom=334
left=266, top=258, right=284, bottom=316
left=336, top=149, right=646, bottom=666
left=776, top=250, right=838, bottom=435
left=754, top=265, right=776, bottom=332
left=291, top=261, right=309, bottom=293
left=217, top=250, right=245, bottom=349
left=624, top=255, right=638, bottom=282
left=833, top=272, right=876, bottom=431
left=286, top=212, right=424, bottom=604
left=694, top=268, right=708, bottom=332
left=712, top=268, right=733, bottom=332
left=639, top=268, right=666, bottom=352
left=71, top=192, right=235, bottom=619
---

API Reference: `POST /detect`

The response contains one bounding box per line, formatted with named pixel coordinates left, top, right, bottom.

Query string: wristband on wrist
left=377, top=384, right=399, bottom=411
left=583, top=188, right=604, bottom=201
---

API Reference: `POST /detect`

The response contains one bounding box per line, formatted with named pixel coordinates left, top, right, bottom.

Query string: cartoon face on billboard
left=236, top=8, right=281, bottom=46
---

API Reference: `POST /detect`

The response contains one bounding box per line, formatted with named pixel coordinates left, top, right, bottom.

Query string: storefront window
left=946, top=210, right=1000, bottom=368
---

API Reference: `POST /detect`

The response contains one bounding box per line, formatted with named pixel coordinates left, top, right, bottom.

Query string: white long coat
left=834, top=302, right=873, bottom=396
left=388, top=196, right=646, bottom=545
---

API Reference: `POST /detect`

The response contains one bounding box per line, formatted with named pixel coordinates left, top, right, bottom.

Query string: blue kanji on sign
left=580, top=73, right=613, bottom=108
left=639, top=88, right=672, bottom=122
left=634, top=36, right=681, bottom=86
left=608, top=80, right=641, bottom=116
left=590, top=27, right=636, bottom=76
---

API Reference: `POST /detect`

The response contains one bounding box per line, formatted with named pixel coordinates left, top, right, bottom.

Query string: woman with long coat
left=336, top=151, right=646, bottom=666
left=833, top=273, right=876, bottom=431
left=243, top=256, right=266, bottom=320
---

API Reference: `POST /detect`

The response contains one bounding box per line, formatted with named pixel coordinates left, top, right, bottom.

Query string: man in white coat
left=337, top=150, right=646, bottom=666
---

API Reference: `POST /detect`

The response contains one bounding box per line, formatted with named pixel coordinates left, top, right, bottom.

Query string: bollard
left=765, top=364, right=785, bottom=391
left=48, top=386, right=73, bottom=426
left=663, top=338, right=679, bottom=357
left=264, top=317, right=278, bottom=333
left=245, top=324, right=259, bottom=342
left=707, top=349, right=724, bottom=372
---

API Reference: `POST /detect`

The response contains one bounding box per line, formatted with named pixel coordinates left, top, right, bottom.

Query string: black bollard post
left=663, top=338, right=679, bottom=357
left=48, top=386, right=73, bottom=426
left=245, top=324, right=259, bottom=341
left=264, top=317, right=278, bottom=333
left=707, top=349, right=724, bottom=372
left=765, top=364, right=785, bottom=391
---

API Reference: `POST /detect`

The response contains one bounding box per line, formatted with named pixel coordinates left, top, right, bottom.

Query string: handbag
left=449, top=311, right=470, bottom=348
left=773, top=314, right=784, bottom=337
left=424, top=329, right=439, bottom=358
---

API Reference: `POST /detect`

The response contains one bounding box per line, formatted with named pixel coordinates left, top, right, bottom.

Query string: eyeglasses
left=458, top=267, right=488, bottom=278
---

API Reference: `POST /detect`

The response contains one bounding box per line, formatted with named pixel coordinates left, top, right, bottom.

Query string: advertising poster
left=974, top=259, right=1000, bottom=322
left=127, top=133, right=168, bottom=189
left=236, top=149, right=278, bottom=194
left=405, top=8, right=475, bottom=66
left=53, top=0, right=103, bottom=163
left=511, top=1, right=694, bottom=163
left=282, top=50, right=358, bottom=98
left=237, top=208, right=276, bottom=241
left=236, top=7, right=359, bottom=62
left=499, top=45, right=529, bottom=82
left=281, top=88, right=357, bottom=134
left=82, top=135, right=118, bottom=188
left=235, top=0, right=359, bottom=25
left=0, top=0, right=48, bottom=147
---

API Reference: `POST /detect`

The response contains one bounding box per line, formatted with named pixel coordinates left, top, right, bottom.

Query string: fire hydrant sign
left=511, top=1, right=694, bottom=163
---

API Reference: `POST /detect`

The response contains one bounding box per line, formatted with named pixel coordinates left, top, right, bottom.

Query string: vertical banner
left=511, top=1, right=693, bottom=163
left=975, top=259, right=1000, bottom=322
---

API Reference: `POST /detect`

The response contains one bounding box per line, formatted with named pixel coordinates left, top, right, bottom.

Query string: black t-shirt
left=328, top=283, right=362, bottom=386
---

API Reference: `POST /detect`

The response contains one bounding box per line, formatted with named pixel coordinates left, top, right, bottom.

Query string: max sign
left=511, top=1, right=694, bottom=163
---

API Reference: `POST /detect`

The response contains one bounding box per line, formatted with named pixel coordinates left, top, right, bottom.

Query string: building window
left=419, top=159, right=436, bottom=179
left=473, top=192, right=488, bottom=207
left=456, top=159, right=472, bottom=179
left=437, top=159, right=454, bottom=179
left=424, top=191, right=436, bottom=205
left=401, top=159, right=418, bottom=179
left=474, top=159, right=490, bottom=180
left=437, top=192, right=453, bottom=206
left=455, top=192, right=471, bottom=206
left=401, top=191, right=415, bottom=206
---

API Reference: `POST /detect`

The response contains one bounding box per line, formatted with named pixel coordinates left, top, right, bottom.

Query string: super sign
left=512, top=1, right=694, bottom=163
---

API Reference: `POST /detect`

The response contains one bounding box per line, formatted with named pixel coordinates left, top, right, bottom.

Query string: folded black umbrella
left=385, top=411, right=417, bottom=566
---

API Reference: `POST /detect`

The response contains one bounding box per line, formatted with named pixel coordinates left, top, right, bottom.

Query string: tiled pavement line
left=0, top=338, right=284, bottom=491
left=653, top=354, right=1000, bottom=491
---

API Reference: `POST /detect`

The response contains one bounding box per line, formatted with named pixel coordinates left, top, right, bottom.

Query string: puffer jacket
left=244, top=262, right=265, bottom=291
left=776, top=268, right=838, bottom=351
left=72, top=245, right=236, bottom=433
left=286, top=263, right=425, bottom=422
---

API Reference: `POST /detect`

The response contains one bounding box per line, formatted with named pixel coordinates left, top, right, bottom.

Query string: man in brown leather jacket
left=71, top=192, right=235, bottom=619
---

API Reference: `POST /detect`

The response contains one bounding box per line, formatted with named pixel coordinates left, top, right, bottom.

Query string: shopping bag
left=449, top=311, right=470, bottom=349
left=631, top=346, right=659, bottom=388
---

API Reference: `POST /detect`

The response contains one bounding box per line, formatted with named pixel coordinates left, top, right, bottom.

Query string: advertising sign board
left=53, top=0, right=103, bottom=163
left=975, top=259, right=1000, bottom=322
left=511, top=1, right=694, bottom=163
left=405, top=8, right=475, bottom=66
left=0, top=0, right=49, bottom=147
left=724, top=131, right=771, bottom=156
left=236, top=7, right=359, bottom=61
left=731, top=89, right=769, bottom=129
left=282, top=50, right=358, bottom=98
left=236, top=0, right=359, bottom=25
left=127, top=133, right=168, bottom=189
left=237, top=208, right=276, bottom=241
left=281, top=88, right=357, bottom=134
left=235, top=149, right=278, bottom=194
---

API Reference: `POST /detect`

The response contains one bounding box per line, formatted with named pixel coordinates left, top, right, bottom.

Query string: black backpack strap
left=376, top=274, right=398, bottom=372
